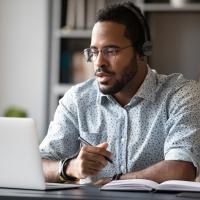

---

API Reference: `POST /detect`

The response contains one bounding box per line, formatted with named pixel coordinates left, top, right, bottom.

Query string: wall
left=0, top=0, right=49, bottom=140
left=149, top=12, right=200, bottom=80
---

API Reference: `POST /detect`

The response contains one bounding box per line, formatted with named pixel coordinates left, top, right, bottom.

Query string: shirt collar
left=97, top=66, right=158, bottom=105
left=133, top=66, right=157, bottom=102
left=96, top=83, right=111, bottom=105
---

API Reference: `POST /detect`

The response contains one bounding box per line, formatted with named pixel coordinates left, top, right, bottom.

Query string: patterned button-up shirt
left=40, top=67, right=200, bottom=182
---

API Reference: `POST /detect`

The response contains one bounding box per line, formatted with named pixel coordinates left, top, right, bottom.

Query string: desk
left=0, top=185, right=197, bottom=200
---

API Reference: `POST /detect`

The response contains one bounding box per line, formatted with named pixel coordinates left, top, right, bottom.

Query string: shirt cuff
left=165, top=148, right=199, bottom=176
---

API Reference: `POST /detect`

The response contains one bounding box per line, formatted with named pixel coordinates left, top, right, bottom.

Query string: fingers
left=83, top=144, right=112, bottom=160
left=97, top=142, right=109, bottom=149
left=80, top=150, right=107, bottom=168
left=78, top=160, right=104, bottom=176
left=73, top=144, right=112, bottom=179
left=78, top=146, right=108, bottom=170
left=93, top=177, right=112, bottom=186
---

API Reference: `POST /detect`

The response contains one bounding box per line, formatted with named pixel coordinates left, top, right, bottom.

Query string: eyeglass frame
left=83, top=45, right=132, bottom=62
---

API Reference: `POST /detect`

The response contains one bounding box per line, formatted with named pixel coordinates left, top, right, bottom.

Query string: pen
left=78, top=136, right=114, bottom=164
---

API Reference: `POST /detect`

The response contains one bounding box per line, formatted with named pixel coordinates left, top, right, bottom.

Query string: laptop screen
left=0, top=117, right=46, bottom=190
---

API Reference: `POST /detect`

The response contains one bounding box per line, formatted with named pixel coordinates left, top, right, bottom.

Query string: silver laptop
left=0, top=117, right=80, bottom=190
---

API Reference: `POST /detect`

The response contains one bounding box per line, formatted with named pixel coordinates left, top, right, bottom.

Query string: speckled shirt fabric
left=40, top=67, right=200, bottom=181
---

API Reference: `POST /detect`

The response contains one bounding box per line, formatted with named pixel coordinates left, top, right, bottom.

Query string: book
left=60, top=52, right=73, bottom=83
left=86, top=0, right=96, bottom=29
left=65, top=0, right=76, bottom=30
left=96, top=0, right=105, bottom=11
left=101, top=179, right=200, bottom=192
left=76, top=0, right=85, bottom=29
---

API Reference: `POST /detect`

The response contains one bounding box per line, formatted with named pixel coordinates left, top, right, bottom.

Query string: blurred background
left=0, top=0, right=48, bottom=141
left=0, top=0, right=200, bottom=140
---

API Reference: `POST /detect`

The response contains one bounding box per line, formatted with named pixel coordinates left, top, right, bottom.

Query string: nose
left=94, top=51, right=108, bottom=68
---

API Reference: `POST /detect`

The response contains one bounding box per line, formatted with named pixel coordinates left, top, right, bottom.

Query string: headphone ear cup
left=142, top=41, right=152, bottom=56
left=123, top=2, right=152, bottom=56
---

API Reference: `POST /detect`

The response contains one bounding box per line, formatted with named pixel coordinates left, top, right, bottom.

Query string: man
left=40, top=2, right=200, bottom=185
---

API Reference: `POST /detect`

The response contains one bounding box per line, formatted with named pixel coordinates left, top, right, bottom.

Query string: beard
left=96, top=58, right=138, bottom=95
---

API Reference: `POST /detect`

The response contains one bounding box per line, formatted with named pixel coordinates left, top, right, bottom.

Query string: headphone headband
left=123, top=3, right=152, bottom=56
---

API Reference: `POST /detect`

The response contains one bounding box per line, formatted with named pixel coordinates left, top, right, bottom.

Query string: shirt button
left=121, top=138, right=125, bottom=143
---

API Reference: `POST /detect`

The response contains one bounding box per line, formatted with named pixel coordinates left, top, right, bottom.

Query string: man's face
left=91, top=21, right=139, bottom=95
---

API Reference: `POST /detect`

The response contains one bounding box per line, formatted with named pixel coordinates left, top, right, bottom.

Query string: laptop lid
left=0, top=117, right=79, bottom=190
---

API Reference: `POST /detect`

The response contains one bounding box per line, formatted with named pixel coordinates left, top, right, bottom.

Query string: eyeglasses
left=83, top=45, right=132, bottom=62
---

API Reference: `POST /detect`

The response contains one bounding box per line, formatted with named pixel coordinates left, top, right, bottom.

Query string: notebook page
left=101, top=179, right=159, bottom=191
left=156, top=180, right=200, bottom=192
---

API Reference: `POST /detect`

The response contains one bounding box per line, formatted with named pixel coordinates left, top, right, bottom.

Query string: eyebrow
left=90, top=45, right=120, bottom=49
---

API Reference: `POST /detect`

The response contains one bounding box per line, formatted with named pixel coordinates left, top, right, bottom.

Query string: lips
left=95, top=72, right=112, bottom=83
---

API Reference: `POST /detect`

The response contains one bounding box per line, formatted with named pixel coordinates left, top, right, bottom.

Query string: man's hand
left=66, top=142, right=112, bottom=179
left=94, top=177, right=112, bottom=186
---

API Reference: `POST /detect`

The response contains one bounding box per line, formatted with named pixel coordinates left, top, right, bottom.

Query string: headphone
left=123, top=3, right=152, bottom=56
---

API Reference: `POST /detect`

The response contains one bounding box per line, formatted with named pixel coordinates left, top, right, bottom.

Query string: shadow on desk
left=177, top=192, right=200, bottom=199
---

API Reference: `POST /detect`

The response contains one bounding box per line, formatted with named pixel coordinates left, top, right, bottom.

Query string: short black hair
left=95, top=1, right=150, bottom=55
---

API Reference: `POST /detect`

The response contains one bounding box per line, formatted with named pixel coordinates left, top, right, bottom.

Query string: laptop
left=0, top=117, right=80, bottom=190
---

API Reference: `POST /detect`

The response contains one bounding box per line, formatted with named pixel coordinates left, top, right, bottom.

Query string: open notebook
left=0, top=117, right=80, bottom=190
left=101, top=179, right=200, bottom=192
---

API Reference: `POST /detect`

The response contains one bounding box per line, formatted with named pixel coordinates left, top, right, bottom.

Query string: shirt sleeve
left=39, top=87, right=80, bottom=160
left=164, top=81, right=200, bottom=175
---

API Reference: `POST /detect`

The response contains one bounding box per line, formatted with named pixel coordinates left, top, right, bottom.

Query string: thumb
left=96, top=142, right=109, bottom=149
